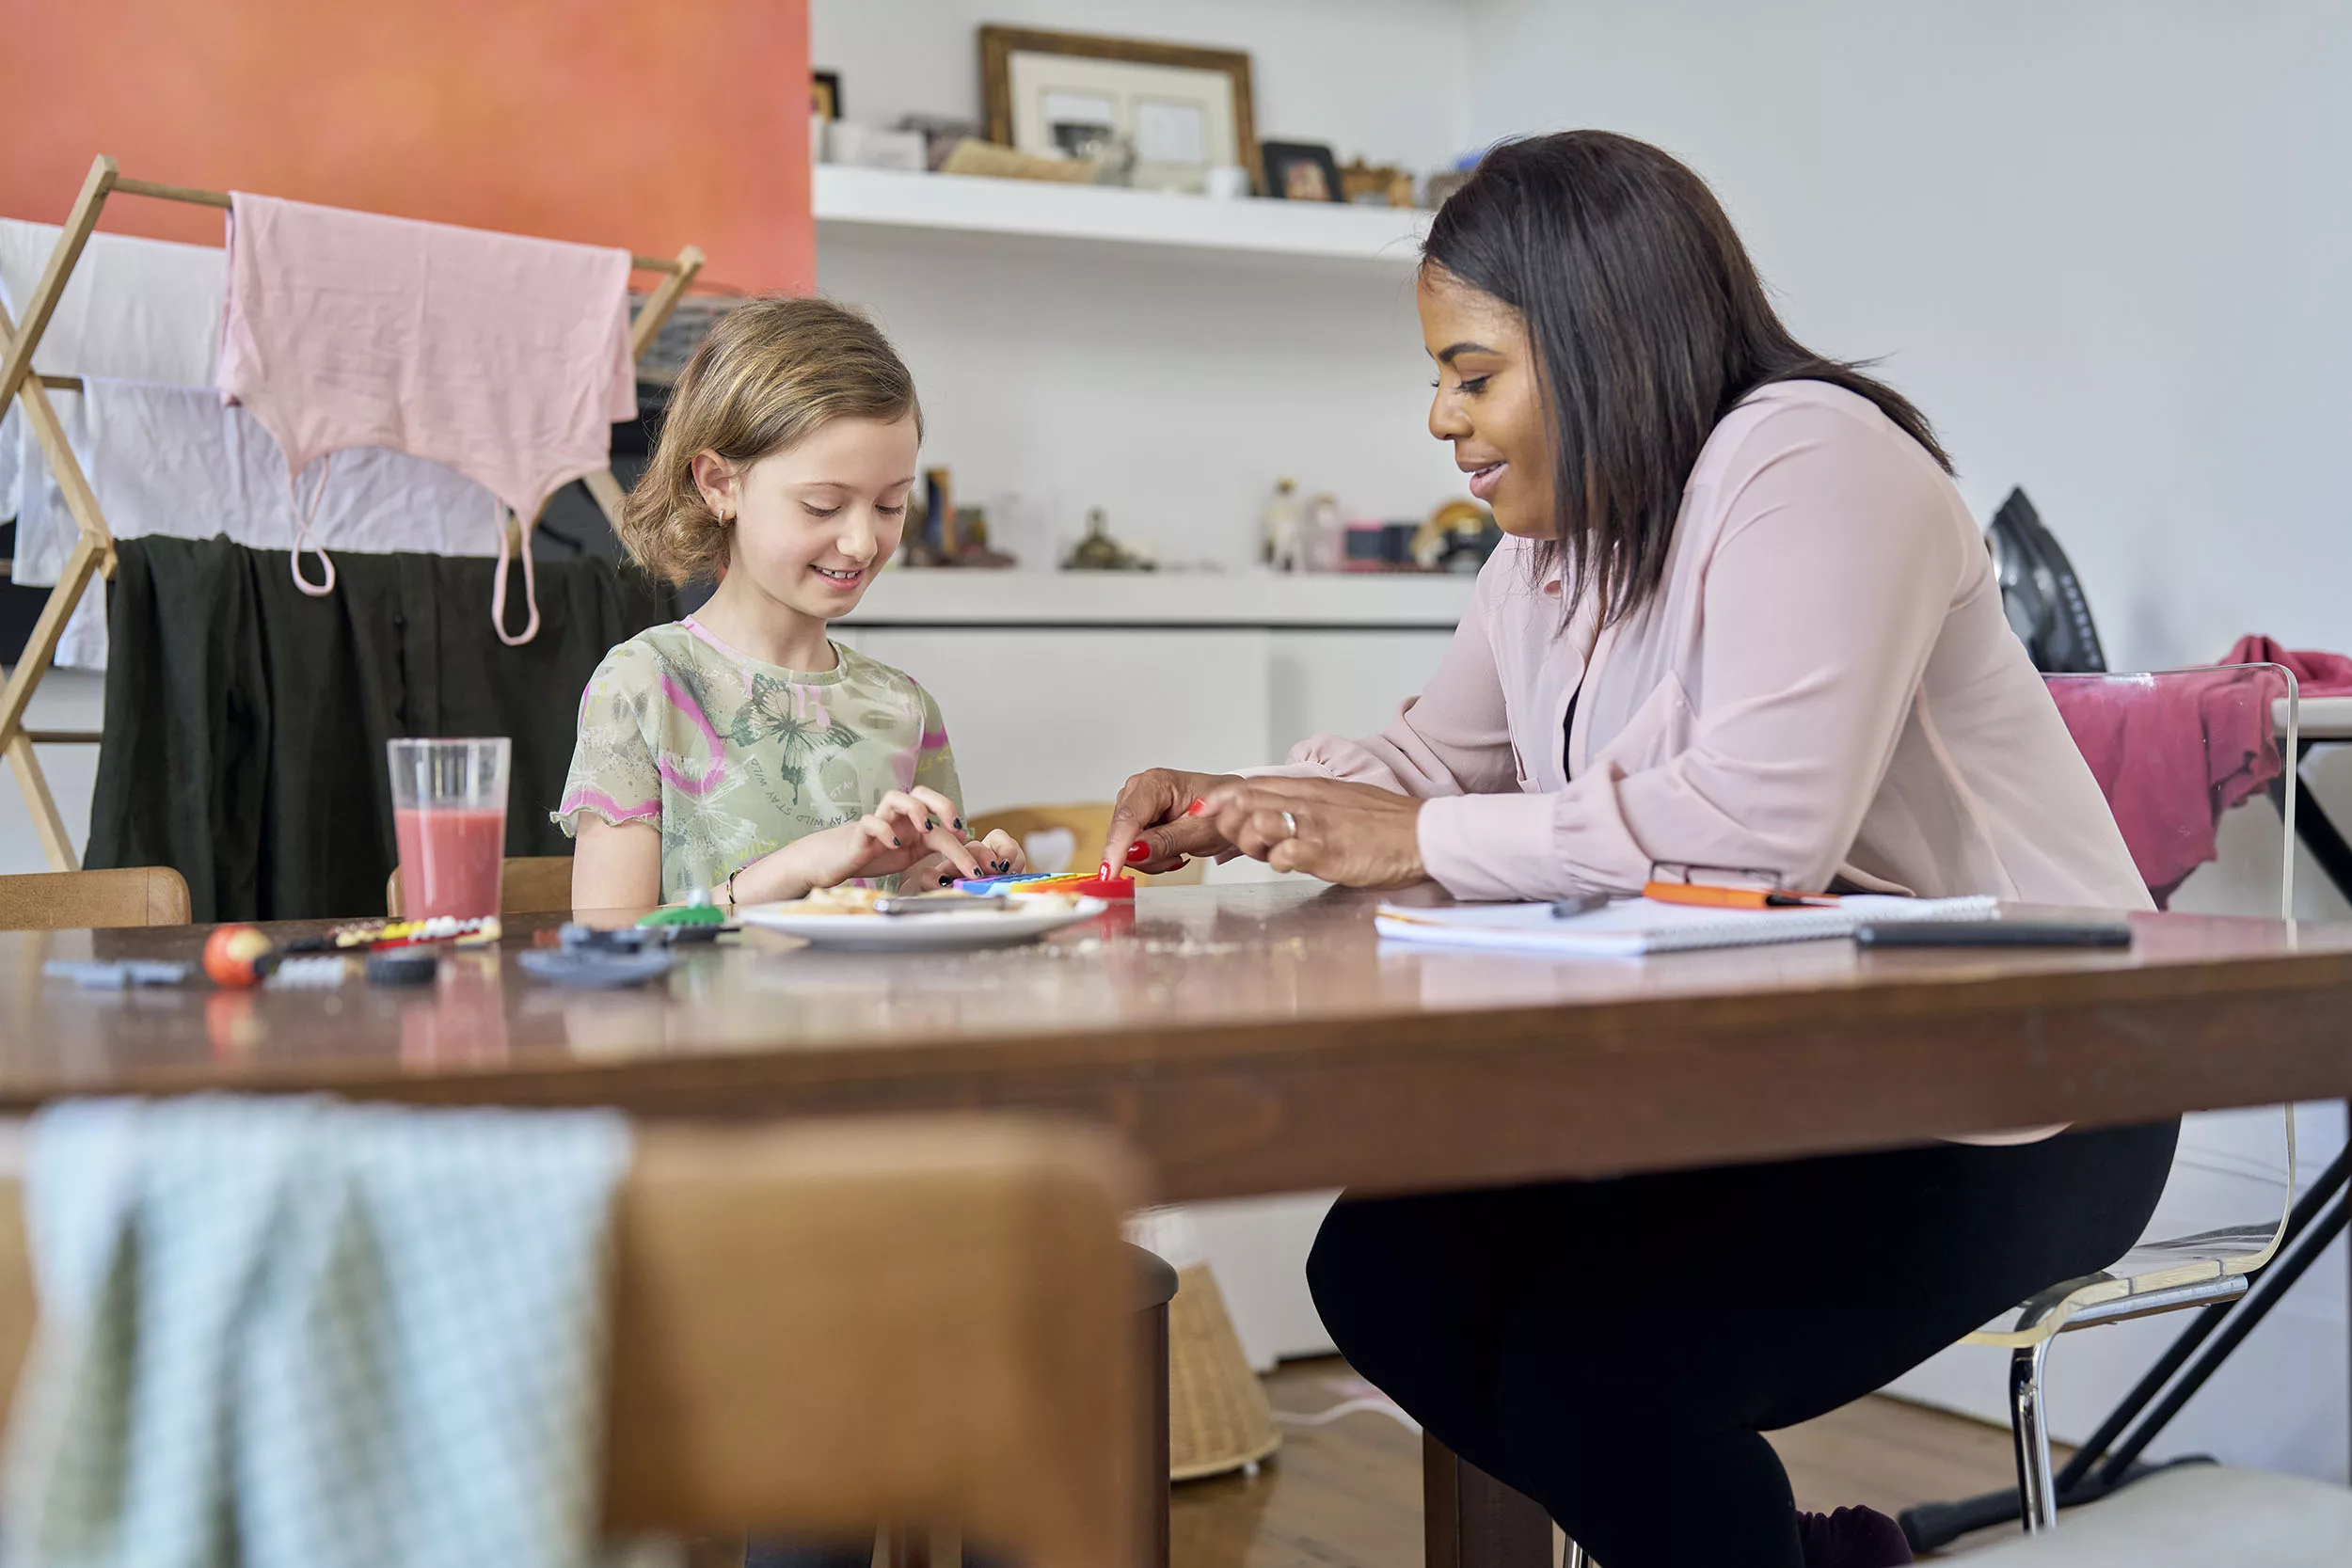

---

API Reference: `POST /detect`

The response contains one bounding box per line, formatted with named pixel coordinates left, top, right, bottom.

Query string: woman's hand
left=1104, top=768, right=1243, bottom=874
left=1195, top=776, right=1429, bottom=888
left=898, top=829, right=1026, bottom=892
left=727, top=786, right=985, bottom=904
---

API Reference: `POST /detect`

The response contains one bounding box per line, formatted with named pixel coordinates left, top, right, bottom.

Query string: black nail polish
left=955, top=817, right=965, bottom=832
left=892, top=837, right=902, bottom=847
left=940, top=874, right=954, bottom=886
left=927, top=817, right=938, bottom=831
left=994, top=859, right=1008, bottom=872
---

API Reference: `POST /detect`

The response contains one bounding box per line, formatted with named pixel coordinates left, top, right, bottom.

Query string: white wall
left=1461, top=0, right=2352, bottom=675
left=1457, top=0, right=2352, bottom=1481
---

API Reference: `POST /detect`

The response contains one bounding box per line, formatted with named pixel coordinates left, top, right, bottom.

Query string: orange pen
left=1642, top=881, right=1841, bottom=910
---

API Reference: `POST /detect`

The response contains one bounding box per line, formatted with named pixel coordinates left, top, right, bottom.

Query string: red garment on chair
left=2044, top=672, right=2282, bottom=907
left=2220, top=636, right=2352, bottom=697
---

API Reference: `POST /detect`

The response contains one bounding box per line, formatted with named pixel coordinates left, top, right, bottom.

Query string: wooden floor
left=1169, top=1358, right=2040, bottom=1567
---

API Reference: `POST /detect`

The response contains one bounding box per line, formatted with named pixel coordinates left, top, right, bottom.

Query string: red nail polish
left=1125, top=841, right=1151, bottom=863
left=1097, top=860, right=1114, bottom=881
left=1186, top=797, right=1209, bottom=816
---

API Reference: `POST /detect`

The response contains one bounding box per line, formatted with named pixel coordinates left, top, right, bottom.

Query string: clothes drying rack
left=0, top=153, right=704, bottom=870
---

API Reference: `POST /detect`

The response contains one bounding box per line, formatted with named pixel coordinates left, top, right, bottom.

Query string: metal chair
left=1970, top=662, right=2302, bottom=1536
left=0, top=865, right=189, bottom=928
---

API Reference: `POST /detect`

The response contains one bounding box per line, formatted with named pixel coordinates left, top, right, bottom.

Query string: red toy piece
left=1073, top=862, right=1138, bottom=899
left=202, top=924, right=278, bottom=988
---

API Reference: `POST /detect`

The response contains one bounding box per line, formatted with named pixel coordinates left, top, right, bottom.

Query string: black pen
left=1550, top=893, right=1611, bottom=918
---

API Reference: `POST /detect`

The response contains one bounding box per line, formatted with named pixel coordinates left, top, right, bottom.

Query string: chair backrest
left=385, top=855, right=575, bottom=918
left=0, top=867, right=191, bottom=930
left=0, top=1114, right=1143, bottom=1568
left=971, top=802, right=1205, bottom=887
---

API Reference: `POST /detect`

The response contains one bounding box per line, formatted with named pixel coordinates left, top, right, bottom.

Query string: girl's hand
left=1193, top=776, right=1428, bottom=888
left=728, top=787, right=982, bottom=903
left=1104, top=768, right=1243, bottom=874
left=898, top=829, right=1027, bottom=892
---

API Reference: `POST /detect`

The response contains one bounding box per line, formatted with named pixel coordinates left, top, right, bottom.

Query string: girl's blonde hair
left=618, top=295, right=922, bottom=585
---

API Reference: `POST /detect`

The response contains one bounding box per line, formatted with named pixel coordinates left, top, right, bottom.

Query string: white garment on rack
left=0, top=218, right=225, bottom=384
left=10, top=378, right=498, bottom=671
left=1, top=216, right=226, bottom=560
left=2, top=403, right=38, bottom=549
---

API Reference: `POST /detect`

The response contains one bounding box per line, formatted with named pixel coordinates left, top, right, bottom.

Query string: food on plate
left=771, top=885, right=1084, bottom=917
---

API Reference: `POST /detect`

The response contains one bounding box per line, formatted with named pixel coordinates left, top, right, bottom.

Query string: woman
left=1104, top=133, right=2173, bottom=1568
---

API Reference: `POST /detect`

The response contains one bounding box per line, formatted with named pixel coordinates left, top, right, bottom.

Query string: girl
left=559, top=296, right=1023, bottom=909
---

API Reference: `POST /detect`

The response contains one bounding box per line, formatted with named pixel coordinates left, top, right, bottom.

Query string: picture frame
left=979, top=25, right=1258, bottom=195
left=812, top=70, right=841, bottom=121
left=1262, top=140, right=1343, bottom=203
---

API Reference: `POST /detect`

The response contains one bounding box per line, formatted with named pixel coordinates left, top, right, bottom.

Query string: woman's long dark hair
left=1423, top=131, right=1950, bottom=626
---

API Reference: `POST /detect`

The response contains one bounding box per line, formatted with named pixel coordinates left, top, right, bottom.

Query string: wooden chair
left=0, top=866, right=190, bottom=930
left=0, top=1114, right=1146, bottom=1568
left=385, top=854, right=575, bottom=918
left=970, top=804, right=1205, bottom=887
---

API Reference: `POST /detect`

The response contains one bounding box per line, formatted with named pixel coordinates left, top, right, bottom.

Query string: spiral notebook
left=1373, top=895, right=2000, bottom=958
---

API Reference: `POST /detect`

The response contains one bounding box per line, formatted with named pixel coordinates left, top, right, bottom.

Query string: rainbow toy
left=955, top=867, right=1136, bottom=899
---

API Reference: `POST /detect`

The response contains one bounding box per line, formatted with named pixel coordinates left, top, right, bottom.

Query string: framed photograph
left=1262, top=141, right=1343, bottom=203
left=980, top=26, right=1258, bottom=195
left=812, top=70, right=841, bottom=121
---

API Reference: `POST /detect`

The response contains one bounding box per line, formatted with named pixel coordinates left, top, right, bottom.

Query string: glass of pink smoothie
left=388, top=737, right=511, bottom=920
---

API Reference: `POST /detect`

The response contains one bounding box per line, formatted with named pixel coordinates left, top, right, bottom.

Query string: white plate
left=738, top=895, right=1110, bottom=952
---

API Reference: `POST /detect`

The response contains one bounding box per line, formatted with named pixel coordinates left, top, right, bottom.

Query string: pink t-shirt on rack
left=215, top=192, right=636, bottom=525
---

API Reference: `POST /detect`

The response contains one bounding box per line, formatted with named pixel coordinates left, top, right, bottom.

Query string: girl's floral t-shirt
left=554, top=617, right=959, bottom=903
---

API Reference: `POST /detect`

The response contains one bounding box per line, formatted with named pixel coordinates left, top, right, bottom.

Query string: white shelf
left=814, top=165, right=1429, bottom=267
left=840, top=569, right=1475, bottom=628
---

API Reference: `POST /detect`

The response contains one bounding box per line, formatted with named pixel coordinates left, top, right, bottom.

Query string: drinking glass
left=388, top=737, right=511, bottom=921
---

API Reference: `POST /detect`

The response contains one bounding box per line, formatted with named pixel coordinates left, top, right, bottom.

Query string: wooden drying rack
left=0, top=153, right=704, bottom=870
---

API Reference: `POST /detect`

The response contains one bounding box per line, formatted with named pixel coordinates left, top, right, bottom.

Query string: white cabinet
left=1270, top=628, right=1455, bottom=758
left=843, top=626, right=1274, bottom=814
left=838, top=572, right=1469, bottom=813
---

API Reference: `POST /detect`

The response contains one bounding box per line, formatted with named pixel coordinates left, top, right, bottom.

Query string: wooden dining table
left=8, top=879, right=2352, bottom=1565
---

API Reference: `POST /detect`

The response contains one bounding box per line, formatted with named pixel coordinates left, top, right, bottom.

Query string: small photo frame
left=812, top=71, right=842, bottom=121
left=1262, top=140, right=1343, bottom=203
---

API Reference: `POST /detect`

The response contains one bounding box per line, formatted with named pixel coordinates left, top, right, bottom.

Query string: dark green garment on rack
left=87, top=535, right=675, bottom=922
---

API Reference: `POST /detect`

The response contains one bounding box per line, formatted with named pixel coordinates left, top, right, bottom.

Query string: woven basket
left=1167, top=1260, right=1281, bottom=1479
left=1126, top=1202, right=1283, bottom=1483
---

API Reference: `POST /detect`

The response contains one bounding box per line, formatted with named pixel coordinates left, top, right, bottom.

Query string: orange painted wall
left=1, top=0, right=810, bottom=293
